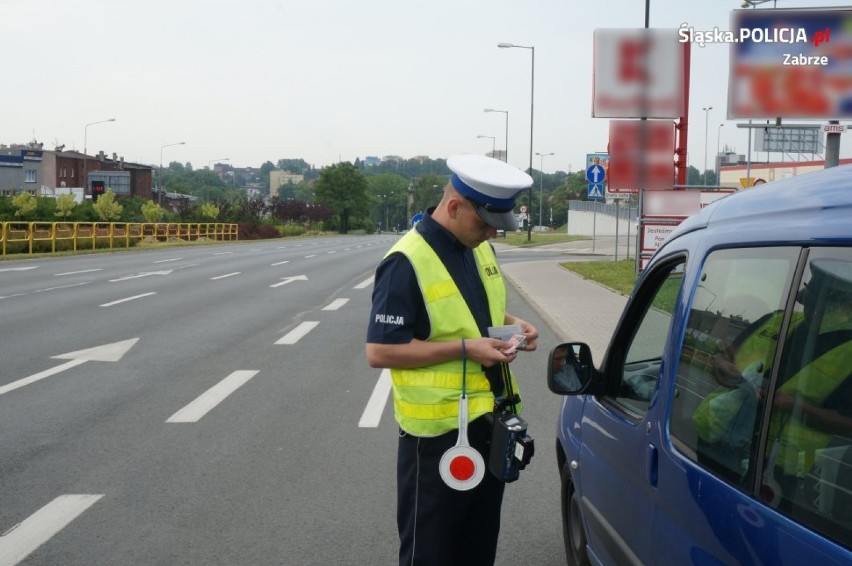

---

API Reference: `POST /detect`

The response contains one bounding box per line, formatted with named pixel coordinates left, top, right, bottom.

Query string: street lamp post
left=535, top=152, right=554, bottom=230
left=484, top=108, right=508, bottom=162
left=702, top=106, right=713, bottom=185
left=715, top=124, right=724, bottom=184
left=476, top=135, right=496, bottom=157
left=498, top=42, right=535, bottom=241
left=159, top=142, right=186, bottom=202
left=83, top=118, right=116, bottom=195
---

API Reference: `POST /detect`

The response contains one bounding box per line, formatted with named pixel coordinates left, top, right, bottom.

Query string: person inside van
left=763, top=260, right=852, bottom=512
left=695, top=257, right=852, bottom=513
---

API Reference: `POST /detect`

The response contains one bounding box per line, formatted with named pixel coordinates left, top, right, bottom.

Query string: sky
left=3, top=0, right=850, bottom=174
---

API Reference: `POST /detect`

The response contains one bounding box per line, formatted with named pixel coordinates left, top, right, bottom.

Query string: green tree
left=200, top=202, right=219, bottom=220
left=314, top=162, right=369, bottom=233
left=11, top=192, right=37, bottom=219
left=54, top=194, right=77, bottom=221
left=260, top=161, right=275, bottom=192
left=141, top=200, right=165, bottom=223
left=93, top=189, right=124, bottom=221
left=410, top=174, right=447, bottom=219
left=367, top=173, right=409, bottom=230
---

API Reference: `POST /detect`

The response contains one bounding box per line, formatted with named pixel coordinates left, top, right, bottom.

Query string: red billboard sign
left=607, top=120, right=675, bottom=193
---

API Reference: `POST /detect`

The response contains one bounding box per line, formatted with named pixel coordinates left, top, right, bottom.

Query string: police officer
left=366, top=154, right=539, bottom=566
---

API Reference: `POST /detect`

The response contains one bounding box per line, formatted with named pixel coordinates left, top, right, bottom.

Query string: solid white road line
left=210, top=272, right=240, bottom=280
left=99, top=292, right=156, bottom=307
left=359, top=369, right=392, bottom=428
left=275, top=321, right=319, bottom=345
left=53, top=269, right=102, bottom=276
left=270, top=260, right=290, bottom=266
left=0, top=359, right=87, bottom=398
left=0, top=494, right=103, bottom=566
left=353, top=276, right=374, bottom=290
left=166, top=370, right=259, bottom=423
left=322, top=298, right=349, bottom=311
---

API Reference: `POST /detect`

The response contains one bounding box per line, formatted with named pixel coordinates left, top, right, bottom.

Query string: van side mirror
left=548, top=342, right=593, bottom=394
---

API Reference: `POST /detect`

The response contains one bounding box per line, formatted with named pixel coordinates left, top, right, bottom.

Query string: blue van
left=548, top=165, right=852, bottom=565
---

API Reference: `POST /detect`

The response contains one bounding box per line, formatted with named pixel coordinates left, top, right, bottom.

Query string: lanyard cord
left=501, top=362, right=517, bottom=413
left=460, top=338, right=467, bottom=399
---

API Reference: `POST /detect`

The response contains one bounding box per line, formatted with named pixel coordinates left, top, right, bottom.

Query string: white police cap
left=447, top=154, right=533, bottom=231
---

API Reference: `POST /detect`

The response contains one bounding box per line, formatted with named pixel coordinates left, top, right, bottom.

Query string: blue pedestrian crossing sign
left=585, top=164, right=606, bottom=184
left=587, top=183, right=604, bottom=200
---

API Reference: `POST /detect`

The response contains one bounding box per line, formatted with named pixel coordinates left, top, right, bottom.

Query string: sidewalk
left=499, top=256, right=628, bottom=364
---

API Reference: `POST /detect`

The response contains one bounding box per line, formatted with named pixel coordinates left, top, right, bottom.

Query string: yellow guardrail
left=1, top=221, right=239, bottom=256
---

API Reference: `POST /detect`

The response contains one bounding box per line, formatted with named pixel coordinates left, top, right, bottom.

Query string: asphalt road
left=0, top=235, right=568, bottom=566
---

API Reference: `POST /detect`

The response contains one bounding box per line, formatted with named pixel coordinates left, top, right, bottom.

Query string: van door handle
left=647, top=444, right=658, bottom=487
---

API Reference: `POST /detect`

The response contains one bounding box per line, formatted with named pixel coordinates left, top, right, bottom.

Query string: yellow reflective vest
left=386, top=231, right=521, bottom=437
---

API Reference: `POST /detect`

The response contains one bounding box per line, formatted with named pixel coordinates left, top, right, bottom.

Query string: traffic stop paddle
left=439, top=394, right=485, bottom=491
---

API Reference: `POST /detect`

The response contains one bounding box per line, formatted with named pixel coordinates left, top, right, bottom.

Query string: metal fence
left=1, top=221, right=239, bottom=256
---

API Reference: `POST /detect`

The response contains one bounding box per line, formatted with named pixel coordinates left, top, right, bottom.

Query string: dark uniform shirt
left=367, top=208, right=504, bottom=394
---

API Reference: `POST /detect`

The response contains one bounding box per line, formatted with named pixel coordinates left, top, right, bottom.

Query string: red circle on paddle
left=449, top=455, right=476, bottom=480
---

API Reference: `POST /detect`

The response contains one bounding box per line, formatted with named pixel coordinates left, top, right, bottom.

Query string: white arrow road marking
left=99, top=292, right=156, bottom=307
left=0, top=266, right=39, bottom=273
left=359, top=369, right=392, bottom=428
left=269, top=275, right=308, bottom=288
left=275, top=321, right=319, bottom=345
left=353, top=276, right=374, bottom=290
left=322, top=298, right=349, bottom=311
left=270, top=260, right=289, bottom=266
left=53, top=269, right=102, bottom=276
left=109, top=270, right=173, bottom=282
left=0, top=282, right=91, bottom=301
left=166, top=370, right=259, bottom=423
left=210, top=272, right=240, bottom=280
left=0, top=338, right=139, bottom=397
left=0, top=494, right=104, bottom=566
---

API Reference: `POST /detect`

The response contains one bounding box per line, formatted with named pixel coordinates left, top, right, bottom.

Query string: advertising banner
left=727, top=8, right=852, bottom=119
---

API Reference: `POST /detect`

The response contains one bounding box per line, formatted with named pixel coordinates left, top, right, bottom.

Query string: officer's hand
left=466, top=337, right=518, bottom=367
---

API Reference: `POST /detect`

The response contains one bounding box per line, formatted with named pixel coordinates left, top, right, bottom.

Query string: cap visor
left=473, top=206, right=518, bottom=231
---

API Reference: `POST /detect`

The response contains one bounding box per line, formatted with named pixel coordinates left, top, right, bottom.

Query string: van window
left=763, top=248, right=852, bottom=548
left=613, top=258, right=685, bottom=417
left=671, top=248, right=799, bottom=490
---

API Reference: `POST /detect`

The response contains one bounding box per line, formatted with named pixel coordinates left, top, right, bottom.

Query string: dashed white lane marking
left=152, top=258, right=182, bottom=263
left=99, top=292, right=156, bottom=307
left=327, top=250, right=336, bottom=254
left=322, top=298, right=349, bottom=311
left=166, top=370, right=259, bottom=423
left=304, top=254, right=316, bottom=259
left=53, top=269, right=102, bottom=276
left=353, top=276, right=373, bottom=290
left=213, top=252, right=233, bottom=256
left=275, top=321, right=319, bottom=345
left=359, top=369, right=391, bottom=428
left=210, top=272, right=240, bottom=280
left=0, top=494, right=103, bottom=566
left=270, top=261, right=290, bottom=266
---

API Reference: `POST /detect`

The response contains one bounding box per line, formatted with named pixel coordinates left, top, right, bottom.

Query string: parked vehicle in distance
left=548, top=165, right=852, bottom=565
